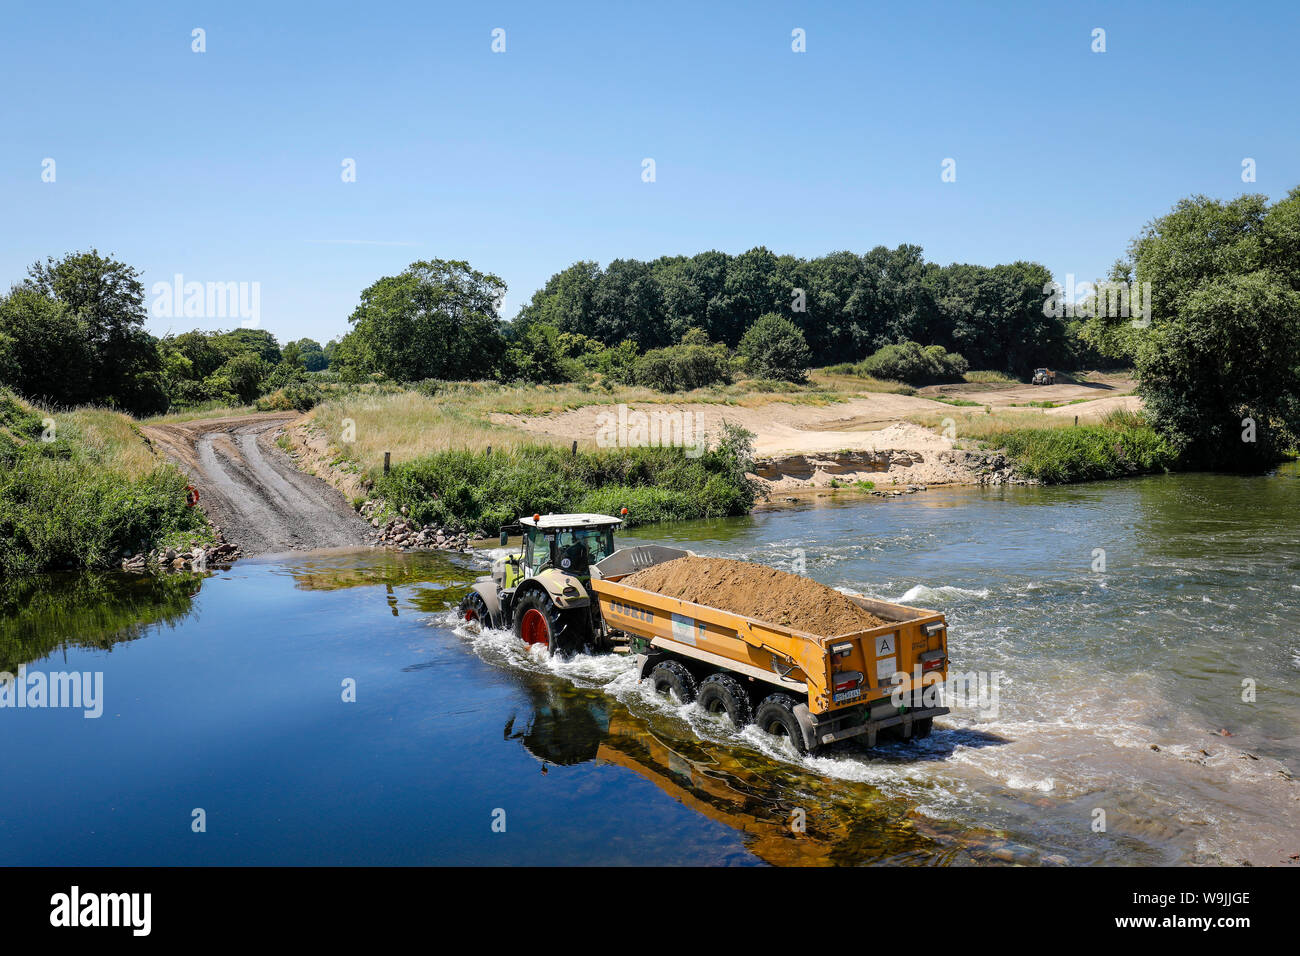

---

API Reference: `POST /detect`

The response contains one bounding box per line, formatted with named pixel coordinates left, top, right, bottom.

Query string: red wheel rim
left=464, top=607, right=478, bottom=622
left=519, top=608, right=549, bottom=647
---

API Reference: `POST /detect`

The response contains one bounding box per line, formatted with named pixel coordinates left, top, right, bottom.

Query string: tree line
left=323, top=246, right=1096, bottom=390
left=4, top=186, right=1297, bottom=473
left=0, top=251, right=332, bottom=415
left=509, top=246, right=1087, bottom=375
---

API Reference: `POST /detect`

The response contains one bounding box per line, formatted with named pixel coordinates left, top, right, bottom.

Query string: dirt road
left=140, top=413, right=371, bottom=556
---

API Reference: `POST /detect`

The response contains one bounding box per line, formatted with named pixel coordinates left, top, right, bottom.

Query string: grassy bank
left=306, top=378, right=860, bottom=463
left=908, top=405, right=1176, bottom=483
left=998, top=410, right=1175, bottom=483
left=373, top=422, right=759, bottom=533
left=0, top=389, right=209, bottom=575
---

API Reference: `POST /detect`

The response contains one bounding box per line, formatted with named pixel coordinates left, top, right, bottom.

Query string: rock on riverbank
left=359, top=500, right=480, bottom=553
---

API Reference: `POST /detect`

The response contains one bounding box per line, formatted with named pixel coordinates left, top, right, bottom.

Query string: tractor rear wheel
left=755, top=693, right=810, bottom=755
left=512, top=590, right=586, bottom=658
left=697, top=673, right=752, bottom=728
left=649, top=660, right=697, bottom=704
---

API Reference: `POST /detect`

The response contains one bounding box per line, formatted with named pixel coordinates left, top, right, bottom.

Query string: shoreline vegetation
left=0, top=388, right=211, bottom=576
left=0, top=370, right=1277, bottom=577
left=3, top=187, right=1298, bottom=574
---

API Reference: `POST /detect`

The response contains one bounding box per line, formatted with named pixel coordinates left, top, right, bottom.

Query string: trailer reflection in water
left=499, top=671, right=1029, bottom=866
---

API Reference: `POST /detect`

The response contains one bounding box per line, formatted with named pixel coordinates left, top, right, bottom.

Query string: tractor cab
left=517, top=513, right=620, bottom=579
left=491, top=513, right=623, bottom=597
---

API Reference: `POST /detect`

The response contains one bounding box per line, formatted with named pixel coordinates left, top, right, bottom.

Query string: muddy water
left=1, top=467, right=1297, bottom=865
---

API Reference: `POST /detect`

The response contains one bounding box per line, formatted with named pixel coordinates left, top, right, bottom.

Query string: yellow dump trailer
left=589, top=549, right=950, bottom=755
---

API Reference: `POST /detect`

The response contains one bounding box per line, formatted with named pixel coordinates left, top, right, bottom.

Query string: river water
left=2, top=467, right=1297, bottom=866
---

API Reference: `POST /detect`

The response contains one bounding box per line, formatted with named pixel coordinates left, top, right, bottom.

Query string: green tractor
left=459, top=512, right=687, bottom=657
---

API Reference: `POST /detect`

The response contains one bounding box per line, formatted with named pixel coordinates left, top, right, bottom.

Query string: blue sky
left=3, top=0, right=1297, bottom=345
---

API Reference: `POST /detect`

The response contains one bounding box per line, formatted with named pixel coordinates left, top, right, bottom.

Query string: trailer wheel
left=697, top=673, right=752, bottom=728
left=512, top=590, right=584, bottom=658
left=460, top=592, right=494, bottom=629
left=649, top=660, right=697, bottom=704
left=755, top=694, right=809, bottom=755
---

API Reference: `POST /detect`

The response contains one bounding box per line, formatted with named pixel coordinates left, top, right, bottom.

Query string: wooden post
left=571, top=440, right=577, bottom=456
left=384, top=451, right=391, bottom=473
left=1073, top=415, right=1078, bottom=427
left=485, top=445, right=491, bottom=457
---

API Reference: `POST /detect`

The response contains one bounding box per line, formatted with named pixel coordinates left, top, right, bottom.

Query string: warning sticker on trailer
left=671, top=613, right=705, bottom=646
left=875, top=632, right=898, bottom=684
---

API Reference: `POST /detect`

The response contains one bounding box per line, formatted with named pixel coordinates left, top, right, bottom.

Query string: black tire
left=697, top=673, right=753, bottom=728
left=912, top=717, right=933, bottom=739
left=512, top=589, right=587, bottom=658
left=460, top=591, right=494, bottom=629
left=649, top=659, right=697, bottom=704
left=754, top=693, right=809, bottom=755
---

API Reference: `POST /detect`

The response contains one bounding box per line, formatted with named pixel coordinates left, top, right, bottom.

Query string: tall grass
left=1000, top=409, right=1174, bottom=483
left=906, top=403, right=1174, bottom=483
left=810, top=366, right=916, bottom=394
left=307, top=379, right=862, bottom=475
left=0, top=389, right=209, bottom=575
left=963, top=370, right=1021, bottom=384
left=372, top=423, right=759, bottom=533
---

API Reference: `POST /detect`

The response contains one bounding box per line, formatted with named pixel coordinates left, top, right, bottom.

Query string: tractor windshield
left=522, top=525, right=615, bottom=573
left=555, top=527, right=614, bottom=565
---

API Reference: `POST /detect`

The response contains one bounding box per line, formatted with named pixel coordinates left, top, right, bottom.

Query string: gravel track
left=140, top=413, right=371, bottom=557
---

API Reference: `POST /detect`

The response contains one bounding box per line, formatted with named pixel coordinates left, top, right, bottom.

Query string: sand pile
left=620, top=556, right=886, bottom=635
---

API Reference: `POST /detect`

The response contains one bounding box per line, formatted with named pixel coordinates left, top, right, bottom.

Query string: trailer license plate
left=833, top=687, right=862, bottom=703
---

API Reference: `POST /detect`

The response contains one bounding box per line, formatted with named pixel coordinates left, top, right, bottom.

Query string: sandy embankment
left=493, top=376, right=1140, bottom=493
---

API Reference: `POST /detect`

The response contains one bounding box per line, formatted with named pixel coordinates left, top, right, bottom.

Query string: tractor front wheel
left=460, top=592, right=494, bottom=629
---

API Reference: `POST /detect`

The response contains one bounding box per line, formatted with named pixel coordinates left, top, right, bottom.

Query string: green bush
left=0, top=388, right=210, bottom=574
left=859, top=341, right=969, bottom=386
left=1000, top=415, right=1175, bottom=483
left=633, top=341, right=732, bottom=392
left=737, top=313, right=811, bottom=382
left=0, top=456, right=208, bottom=575
left=256, top=381, right=323, bottom=412
left=373, top=424, right=758, bottom=532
